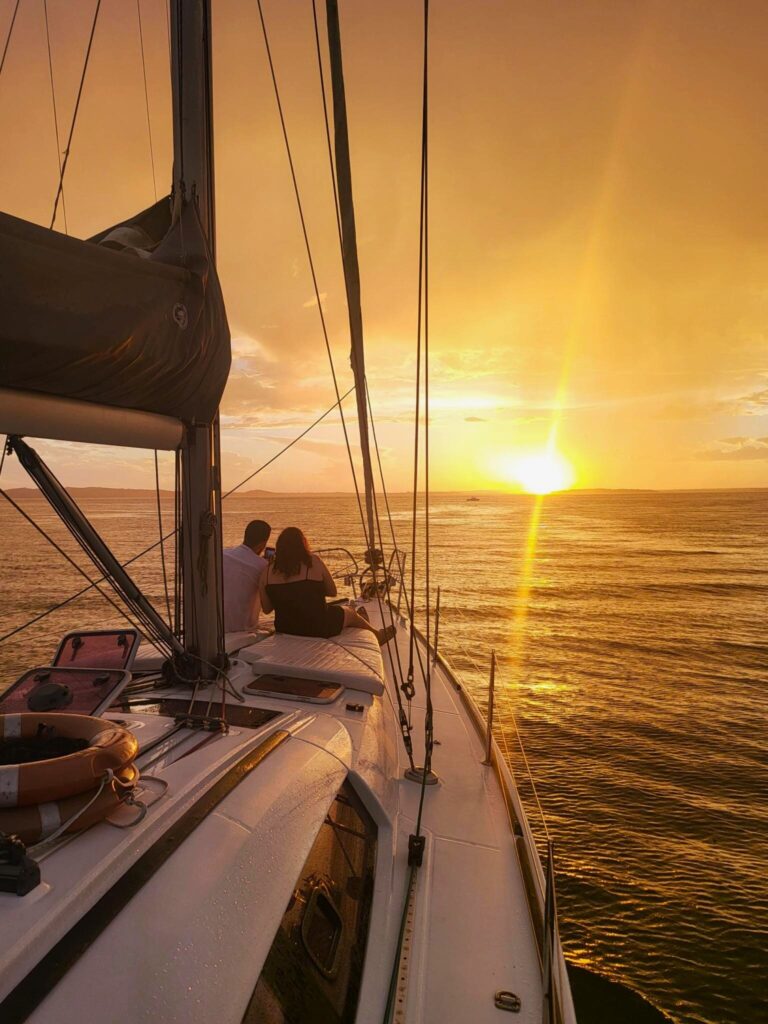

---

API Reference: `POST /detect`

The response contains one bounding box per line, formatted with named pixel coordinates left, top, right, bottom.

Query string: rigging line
left=0, top=391, right=355, bottom=646
left=0, top=489, right=150, bottom=641
left=367, top=477, right=416, bottom=771
left=32, top=455, right=174, bottom=653
left=223, top=385, right=355, bottom=498
left=49, top=0, right=102, bottom=231
left=164, top=0, right=171, bottom=65
left=414, top=0, right=432, bottom=840
left=42, top=0, right=68, bottom=233
left=407, top=88, right=428, bottom=691
left=365, top=379, right=430, bottom=730
left=0, top=0, right=20, bottom=81
left=365, top=377, right=428, bottom=678
left=136, top=0, right=158, bottom=201
left=362, top=385, right=412, bottom=690
left=173, top=448, right=182, bottom=636
left=310, top=0, right=342, bottom=251
left=154, top=451, right=173, bottom=628
left=313, top=1, right=397, bottom=681
left=254, top=0, right=371, bottom=557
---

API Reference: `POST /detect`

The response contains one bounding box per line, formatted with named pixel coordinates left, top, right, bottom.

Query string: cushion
left=238, top=629, right=385, bottom=695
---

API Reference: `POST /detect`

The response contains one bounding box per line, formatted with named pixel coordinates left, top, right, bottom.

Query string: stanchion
left=481, top=649, right=496, bottom=766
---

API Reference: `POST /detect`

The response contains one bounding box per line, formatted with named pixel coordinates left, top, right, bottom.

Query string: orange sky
left=1, top=0, right=767, bottom=492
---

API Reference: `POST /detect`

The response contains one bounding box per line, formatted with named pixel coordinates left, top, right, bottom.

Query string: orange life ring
left=0, top=713, right=138, bottom=808
left=0, top=764, right=139, bottom=844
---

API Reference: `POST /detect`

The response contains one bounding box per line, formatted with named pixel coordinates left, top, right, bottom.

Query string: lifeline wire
left=49, top=0, right=102, bottom=230
left=448, top=604, right=552, bottom=843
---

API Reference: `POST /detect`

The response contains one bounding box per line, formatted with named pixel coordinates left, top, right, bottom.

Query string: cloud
left=722, top=386, right=768, bottom=417
left=696, top=436, right=768, bottom=461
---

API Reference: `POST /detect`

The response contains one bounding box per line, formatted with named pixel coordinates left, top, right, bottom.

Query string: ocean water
left=0, top=488, right=766, bottom=1024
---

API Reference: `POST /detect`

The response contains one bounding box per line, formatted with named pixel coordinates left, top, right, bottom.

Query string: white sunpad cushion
left=238, top=629, right=385, bottom=695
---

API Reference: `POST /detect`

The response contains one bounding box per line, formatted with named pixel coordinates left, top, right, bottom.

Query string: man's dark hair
left=244, top=519, right=271, bottom=549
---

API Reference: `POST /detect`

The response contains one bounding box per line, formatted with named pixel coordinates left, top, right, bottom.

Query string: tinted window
left=244, top=780, right=377, bottom=1024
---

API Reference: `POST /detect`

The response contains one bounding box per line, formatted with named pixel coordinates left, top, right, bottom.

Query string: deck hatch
left=109, top=697, right=279, bottom=730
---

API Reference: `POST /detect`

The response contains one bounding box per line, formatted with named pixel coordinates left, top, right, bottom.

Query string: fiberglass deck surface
left=364, top=602, right=546, bottom=1024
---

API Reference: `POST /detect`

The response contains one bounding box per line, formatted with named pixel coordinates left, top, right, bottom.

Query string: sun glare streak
left=505, top=20, right=658, bottom=682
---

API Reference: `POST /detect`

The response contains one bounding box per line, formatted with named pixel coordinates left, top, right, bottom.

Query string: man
left=222, top=519, right=271, bottom=633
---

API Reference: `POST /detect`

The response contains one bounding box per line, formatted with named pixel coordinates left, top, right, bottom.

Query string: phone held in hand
left=265, top=546, right=276, bottom=560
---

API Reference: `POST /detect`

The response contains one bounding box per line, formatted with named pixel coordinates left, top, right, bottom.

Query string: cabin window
left=243, top=780, right=377, bottom=1024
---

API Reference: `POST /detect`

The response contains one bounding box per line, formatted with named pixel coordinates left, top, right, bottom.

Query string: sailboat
left=0, top=2, right=576, bottom=1022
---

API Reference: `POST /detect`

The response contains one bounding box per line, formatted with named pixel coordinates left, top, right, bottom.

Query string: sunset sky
left=1, top=0, right=767, bottom=492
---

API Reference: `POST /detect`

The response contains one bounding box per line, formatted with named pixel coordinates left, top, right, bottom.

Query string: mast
left=325, top=0, right=377, bottom=556
left=170, top=0, right=224, bottom=677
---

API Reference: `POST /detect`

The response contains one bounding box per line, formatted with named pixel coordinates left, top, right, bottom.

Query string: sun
left=504, top=450, right=575, bottom=494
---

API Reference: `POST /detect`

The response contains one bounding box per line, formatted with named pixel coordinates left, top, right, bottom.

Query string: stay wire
left=223, top=385, right=355, bottom=498
left=33, top=457, right=174, bottom=654
left=174, top=448, right=182, bottom=637
left=136, top=0, right=158, bottom=201
left=0, top=0, right=20, bottom=81
left=255, top=0, right=372, bottom=559
left=415, top=0, right=432, bottom=841
left=365, top=377, right=429, bottom=707
left=42, top=0, right=68, bottom=233
left=367, top=468, right=416, bottom=770
left=308, top=1, right=404, bottom=685
left=0, top=391, right=356, bottom=646
left=311, top=0, right=343, bottom=250
left=49, top=0, right=102, bottom=230
left=154, top=451, right=173, bottom=629
left=0, top=489, right=149, bottom=640
left=406, top=62, right=428, bottom=693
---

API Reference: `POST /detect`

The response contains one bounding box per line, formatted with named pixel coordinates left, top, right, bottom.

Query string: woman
left=259, top=527, right=396, bottom=645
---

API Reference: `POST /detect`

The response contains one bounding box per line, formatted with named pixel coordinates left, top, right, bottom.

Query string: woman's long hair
left=273, top=527, right=313, bottom=578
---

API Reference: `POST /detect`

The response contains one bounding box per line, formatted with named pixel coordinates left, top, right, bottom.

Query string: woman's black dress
left=265, top=565, right=345, bottom=639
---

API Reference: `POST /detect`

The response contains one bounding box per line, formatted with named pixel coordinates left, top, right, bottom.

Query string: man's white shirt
left=222, top=544, right=267, bottom=633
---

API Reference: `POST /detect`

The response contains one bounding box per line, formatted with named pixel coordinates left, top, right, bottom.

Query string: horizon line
left=4, top=485, right=767, bottom=495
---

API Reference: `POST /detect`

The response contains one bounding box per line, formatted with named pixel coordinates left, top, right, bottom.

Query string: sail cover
left=0, top=198, right=230, bottom=425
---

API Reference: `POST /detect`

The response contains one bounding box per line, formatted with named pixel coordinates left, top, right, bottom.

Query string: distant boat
left=467, top=496, right=481, bottom=502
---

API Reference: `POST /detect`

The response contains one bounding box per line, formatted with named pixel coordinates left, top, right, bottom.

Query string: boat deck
left=0, top=604, right=573, bottom=1023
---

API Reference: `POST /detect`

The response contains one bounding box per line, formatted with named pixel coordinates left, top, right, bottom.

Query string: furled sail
left=0, top=196, right=231, bottom=431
